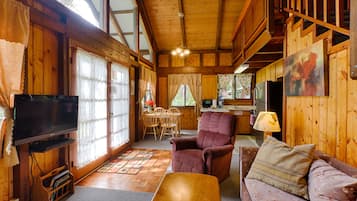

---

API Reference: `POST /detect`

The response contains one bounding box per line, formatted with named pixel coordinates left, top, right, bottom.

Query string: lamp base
left=263, top=131, right=272, bottom=140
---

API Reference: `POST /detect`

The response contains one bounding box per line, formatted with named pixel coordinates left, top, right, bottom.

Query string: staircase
left=285, top=0, right=350, bottom=50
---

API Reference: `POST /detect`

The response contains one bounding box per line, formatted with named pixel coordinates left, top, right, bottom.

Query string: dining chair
left=154, top=107, right=166, bottom=113
left=167, top=107, right=181, bottom=135
left=159, top=112, right=178, bottom=140
left=142, top=112, right=160, bottom=140
left=168, top=107, right=180, bottom=113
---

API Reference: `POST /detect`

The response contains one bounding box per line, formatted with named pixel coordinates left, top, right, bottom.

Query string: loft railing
left=285, top=0, right=350, bottom=36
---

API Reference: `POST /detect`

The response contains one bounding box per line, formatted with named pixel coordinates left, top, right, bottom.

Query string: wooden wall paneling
left=33, top=24, right=44, bottom=94
left=265, top=65, right=271, bottom=80
left=311, top=97, right=320, bottom=148
left=185, top=53, right=200, bottom=67
left=158, top=77, right=168, bottom=108
left=284, top=18, right=356, bottom=167
left=171, top=55, right=184, bottom=67
left=270, top=64, right=276, bottom=81
left=347, top=56, right=357, bottom=167
left=201, top=75, right=217, bottom=100
left=43, top=29, right=59, bottom=95
left=0, top=167, right=10, bottom=201
left=27, top=24, right=34, bottom=94
left=335, top=49, right=348, bottom=161
left=202, top=53, right=216, bottom=66
left=318, top=97, right=328, bottom=153
left=326, top=53, right=337, bottom=157
left=219, top=52, right=232, bottom=66
left=275, top=59, right=284, bottom=78
left=158, top=54, right=169, bottom=67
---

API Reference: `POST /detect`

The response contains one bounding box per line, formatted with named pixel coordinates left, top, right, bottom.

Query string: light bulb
left=171, top=50, right=177, bottom=55
left=176, top=47, right=182, bottom=53
left=179, top=52, right=185, bottom=57
left=183, top=49, right=190, bottom=55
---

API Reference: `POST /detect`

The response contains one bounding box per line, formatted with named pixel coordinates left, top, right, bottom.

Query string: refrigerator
left=254, top=80, right=283, bottom=145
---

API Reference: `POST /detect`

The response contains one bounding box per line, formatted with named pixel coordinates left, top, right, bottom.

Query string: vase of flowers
left=145, top=100, right=154, bottom=112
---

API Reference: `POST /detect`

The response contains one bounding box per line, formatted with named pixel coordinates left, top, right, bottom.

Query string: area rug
left=97, top=149, right=153, bottom=175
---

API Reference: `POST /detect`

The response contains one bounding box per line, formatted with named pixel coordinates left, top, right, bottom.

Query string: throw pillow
left=246, top=137, right=315, bottom=200
left=308, top=159, right=357, bottom=201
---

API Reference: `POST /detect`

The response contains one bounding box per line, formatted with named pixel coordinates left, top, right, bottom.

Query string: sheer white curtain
left=110, top=63, right=129, bottom=148
left=75, top=49, right=107, bottom=168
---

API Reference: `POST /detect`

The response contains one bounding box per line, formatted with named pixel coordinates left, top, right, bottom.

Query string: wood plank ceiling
left=140, top=0, right=246, bottom=52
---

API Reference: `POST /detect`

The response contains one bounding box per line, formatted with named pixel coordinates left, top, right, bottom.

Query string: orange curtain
left=0, top=0, right=29, bottom=167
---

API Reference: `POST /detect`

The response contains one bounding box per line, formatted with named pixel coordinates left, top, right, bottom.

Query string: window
left=235, top=73, right=253, bottom=99
left=171, top=85, right=196, bottom=107
left=57, top=0, right=104, bottom=29
left=218, top=74, right=234, bottom=99
left=75, top=49, right=107, bottom=167
left=218, top=73, right=253, bottom=100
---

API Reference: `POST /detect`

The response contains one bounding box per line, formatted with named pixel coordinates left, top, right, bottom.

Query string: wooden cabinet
left=233, top=111, right=251, bottom=135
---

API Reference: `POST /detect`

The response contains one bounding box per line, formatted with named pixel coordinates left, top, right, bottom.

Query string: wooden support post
left=323, top=0, right=327, bottom=22
left=313, top=0, right=317, bottom=19
left=304, top=0, right=308, bottom=15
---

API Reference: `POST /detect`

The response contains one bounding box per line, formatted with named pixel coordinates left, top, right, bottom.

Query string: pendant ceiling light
left=171, top=47, right=190, bottom=57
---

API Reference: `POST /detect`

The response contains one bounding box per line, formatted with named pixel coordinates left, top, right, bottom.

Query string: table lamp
left=253, top=111, right=281, bottom=139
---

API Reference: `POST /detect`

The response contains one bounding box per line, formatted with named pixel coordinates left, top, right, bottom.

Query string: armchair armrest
left=203, top=144, right=234, bottom=159
left=170, top=137, right=198, bottom=151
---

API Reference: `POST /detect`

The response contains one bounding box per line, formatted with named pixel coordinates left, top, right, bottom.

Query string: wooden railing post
left=336, top=0, right=340, bottom=27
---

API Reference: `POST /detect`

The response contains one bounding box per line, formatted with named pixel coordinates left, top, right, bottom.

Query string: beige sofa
left=239, top=146, right=357, bottom=201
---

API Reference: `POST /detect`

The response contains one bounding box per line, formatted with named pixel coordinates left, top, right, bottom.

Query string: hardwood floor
left=77, top=149, right=171, bottom=193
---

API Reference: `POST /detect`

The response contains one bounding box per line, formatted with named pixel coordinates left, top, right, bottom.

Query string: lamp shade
left=253, top=111, right=281, bottom=132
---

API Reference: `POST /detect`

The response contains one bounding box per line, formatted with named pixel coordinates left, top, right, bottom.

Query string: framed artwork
left=284, top=39, right=328, bottom=96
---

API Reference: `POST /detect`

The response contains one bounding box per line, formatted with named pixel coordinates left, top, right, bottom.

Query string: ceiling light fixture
left=234, top=64, right=249, bottom=74
left=171, top=47, right=190, bottom=57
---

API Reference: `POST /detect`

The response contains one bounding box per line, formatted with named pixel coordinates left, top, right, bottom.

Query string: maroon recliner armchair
left=170, top=112, right=236, bottom=182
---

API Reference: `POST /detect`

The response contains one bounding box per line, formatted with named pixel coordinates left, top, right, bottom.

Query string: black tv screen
left=13, top=95, right=78, bottom=145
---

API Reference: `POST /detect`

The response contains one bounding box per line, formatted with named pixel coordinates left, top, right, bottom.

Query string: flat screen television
left=13, top=94, right=78, bottom=145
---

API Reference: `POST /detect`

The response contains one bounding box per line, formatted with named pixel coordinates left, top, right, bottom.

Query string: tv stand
left=30, top=138, right=75, bottom=153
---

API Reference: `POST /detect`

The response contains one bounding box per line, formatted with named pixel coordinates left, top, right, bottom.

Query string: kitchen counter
left=200, top=105, right=256, bottom=113
left=200, top=105, right=255, bottom=135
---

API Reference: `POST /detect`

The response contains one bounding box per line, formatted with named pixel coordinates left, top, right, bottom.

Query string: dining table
left=143, top=111, right=182, bottom=137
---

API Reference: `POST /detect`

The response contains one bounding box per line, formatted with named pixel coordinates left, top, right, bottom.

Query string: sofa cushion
left=308, top=159, right=357, bottom=201
left=245, top=178, right=306, bottom=201
left=246, top=137, right=315, bottom=199
left=197, top=130, right=231, bottom=149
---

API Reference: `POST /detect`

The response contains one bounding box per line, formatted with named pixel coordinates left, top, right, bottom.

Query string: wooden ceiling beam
left=136, top=0, right=158, bottom=51
left=248, top=53, right=282, bottom=61
left=109, top=8, right=129, bottom=47
left=215, top=0, right=224, bottom=50
left=255, top=51, right=283, bottom=55
left=178, top=0, right=187, bottom=47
